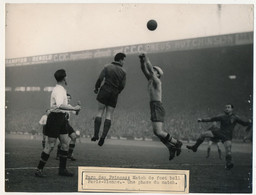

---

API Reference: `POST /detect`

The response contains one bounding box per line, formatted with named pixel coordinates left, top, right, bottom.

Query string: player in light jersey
left=139, top=53, right=182, bottom=161
left=35, top=69, right=81, bottom=177
left=56, top=93, right=79, bottom=161
left=39, top=109, right=50, bottom=148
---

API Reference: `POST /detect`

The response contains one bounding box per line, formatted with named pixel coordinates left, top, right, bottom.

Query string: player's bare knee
left=49, top=142, right=55, bottom=152
left=60, top=143, right=69, bottom=151
left=96, top=105, right=105, bottom=117
left=70, top=133, right=77, bottom=141
left=71, top=137, right=76, bottom=143
left=44, top=141, right=54, bottom=153
left=43, top=146, right=51, bottom=154
left=50, top=146, right=54, bottom=152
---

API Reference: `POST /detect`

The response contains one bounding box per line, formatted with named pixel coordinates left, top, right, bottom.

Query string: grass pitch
left=5, top=135, right=252, bottom=193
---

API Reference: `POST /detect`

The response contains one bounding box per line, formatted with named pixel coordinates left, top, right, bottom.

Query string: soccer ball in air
left=147, top=20, right=157, bottom=31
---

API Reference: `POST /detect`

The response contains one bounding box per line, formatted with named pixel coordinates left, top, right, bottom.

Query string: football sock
left=226, top=154, right=232, bottom=163
left=159, top=134, right=170, bottom=145
left=169, top=136, right=177, bottom=145
left=159, top=134, right=173, bottom=149
left=207, top=148, right=210, bottom=156
left=159, top=136, right=168, bottom=145
left=37, top=152, right=50, bottom=170
left=68, top=144, right=75, bottom=157
left=163, top=133, right=170, bottom=143
left=42, top=140, right=46, bottom=148
left=101, top=119, right=111, bottom=139
left=218, top=149, right=222, bottom=158
left=59, top=150, right=68, bottom=170
left=56, top=144, right=61, bottom=157
left=94, top=117, right=102, bottom=137
left=163, top=133, right=177, bottom=145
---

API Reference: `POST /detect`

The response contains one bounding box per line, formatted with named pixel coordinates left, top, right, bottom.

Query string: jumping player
left=187, top=104, right=252, bottom=170
left=139, top=53, right=182, bottom=161
left=56, top=93, right=78, bottom=161
left=35, top=69, right=81, bottom=177
left=91, top=53, right=127, bottom=146
left=39, top=109, right=50, bottom=148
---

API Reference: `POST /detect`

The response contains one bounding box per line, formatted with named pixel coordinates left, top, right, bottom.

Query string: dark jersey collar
left=112, top=61, right=122, bottom=67
left=224, top=112, right=235, bottom=117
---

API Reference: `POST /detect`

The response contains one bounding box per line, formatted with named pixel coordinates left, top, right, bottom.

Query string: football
left=147, top=20, right=157, bottom=31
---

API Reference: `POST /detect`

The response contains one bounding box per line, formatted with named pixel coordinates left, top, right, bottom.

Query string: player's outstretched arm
left=198, top=118, right=215, bottom=122
left=236, top=116, right=252, bottom=127
left=75, top=101, right=81, bottom=115
left=143, top=54, right=155, bottom=76
left=139, top=53, right=151, bottom=80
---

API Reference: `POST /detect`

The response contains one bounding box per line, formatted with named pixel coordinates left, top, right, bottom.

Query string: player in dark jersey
left=91, top=53, right=126, bottom=146
left=187, top=104, right=252, bottom=170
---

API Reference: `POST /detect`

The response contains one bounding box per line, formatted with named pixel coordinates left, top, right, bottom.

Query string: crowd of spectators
left=5, top=107, right=252, bottom=142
